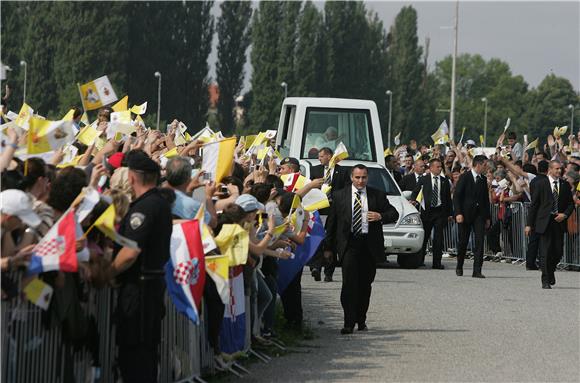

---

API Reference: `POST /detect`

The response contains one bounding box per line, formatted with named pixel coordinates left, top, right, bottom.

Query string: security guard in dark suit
left=107, top=150, right=173, bottom=383
left=411, top=158, right=453, bottom=269
left=309, top=147, right=347, bottom=281
left=325, top=164, right=399, bottom=334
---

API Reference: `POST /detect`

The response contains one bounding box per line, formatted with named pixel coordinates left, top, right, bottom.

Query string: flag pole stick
left=77, top=83, right=86, bottom=111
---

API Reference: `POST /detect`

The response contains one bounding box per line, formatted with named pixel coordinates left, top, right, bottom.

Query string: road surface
left=244, top=258, right=580, bottom=382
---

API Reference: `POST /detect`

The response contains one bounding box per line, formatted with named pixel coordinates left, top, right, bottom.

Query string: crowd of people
left=1, top=89, right=578, bottom=381
left=384, top=130, right=579, bottom=286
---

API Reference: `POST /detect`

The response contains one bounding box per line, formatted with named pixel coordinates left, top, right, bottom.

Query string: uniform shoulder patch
left=129, top=212, right=146, bottom=230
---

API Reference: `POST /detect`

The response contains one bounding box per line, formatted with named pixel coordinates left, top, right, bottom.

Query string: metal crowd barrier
left=1, top=272, right=216, bottom=383
left=435, top=203, right=580, bottom=268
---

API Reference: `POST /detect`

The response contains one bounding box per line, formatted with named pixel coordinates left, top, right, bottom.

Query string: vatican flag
left=112, top=95, right=128, bottom=112
left=79, top=76, right=118, bottom=111
left=201, top=137, right=237, bottom=183
left=27, top=117, right=75, bottom=154
left=130, top=102, right=147, bottom=115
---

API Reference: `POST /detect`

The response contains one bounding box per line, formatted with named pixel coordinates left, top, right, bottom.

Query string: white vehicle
left=275, top=97, right=425, bottom=268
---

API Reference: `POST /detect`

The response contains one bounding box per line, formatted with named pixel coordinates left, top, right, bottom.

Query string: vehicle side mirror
left=401, top=190, right=412, bottom=200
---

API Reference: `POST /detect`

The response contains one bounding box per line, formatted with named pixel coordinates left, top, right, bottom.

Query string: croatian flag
left=277, top=211, right=325, bottom=293
left=28, top=209, right=78, bottom=275
left=281, top=172, right=309, bottom=192
left=165, top=220, right=206, bottom=324
left=220, top=265, right=246, bottom=354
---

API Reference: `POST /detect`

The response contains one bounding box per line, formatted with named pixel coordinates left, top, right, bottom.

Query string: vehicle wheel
left=397, top=250, right=423, bottom=269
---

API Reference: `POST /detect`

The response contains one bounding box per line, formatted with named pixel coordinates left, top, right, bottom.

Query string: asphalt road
left=246, top=258, right=580, bottom=382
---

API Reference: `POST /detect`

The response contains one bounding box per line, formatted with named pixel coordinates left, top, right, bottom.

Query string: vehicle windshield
left=301, top=108, right=376, bottom=162
left=340, top=166, right=401, bottom=196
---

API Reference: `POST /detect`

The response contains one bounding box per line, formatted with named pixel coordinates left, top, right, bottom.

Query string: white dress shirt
left=471, top=169, right=480, bottom=183
left=351, top=185, right=369, bottom=234
left=324, top=165, right=334, bottom=183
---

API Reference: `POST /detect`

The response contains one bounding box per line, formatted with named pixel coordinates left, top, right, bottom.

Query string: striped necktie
left=323, top=166, right=332, bottom=185
left=552, top=180, right=559, bottom=213
left=353, top=190, right=363, bottom=234
left=431, top=176, right=439, bottom=207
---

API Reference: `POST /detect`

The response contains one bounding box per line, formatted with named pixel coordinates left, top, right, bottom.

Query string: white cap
left=466, top=139, right=476, bottom=147
left=0, top=189, right=41, bottom=228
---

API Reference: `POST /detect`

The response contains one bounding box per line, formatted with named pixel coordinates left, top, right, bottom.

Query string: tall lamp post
left=569, top=104, right=575, bottom=136
left=280, top=82, right=288, bottom=99
left=20, top=60, right=27, bottom=104
left=449, top=0, right=459, bottom=140
left=154, top=71, right=161, bottom=131
left=386, top=90, right=393, bottom=148
left=481, top=97, right=488, bottom=147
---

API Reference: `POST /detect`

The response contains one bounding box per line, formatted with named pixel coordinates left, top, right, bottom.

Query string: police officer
left=107, top=150, right=173, bottom=382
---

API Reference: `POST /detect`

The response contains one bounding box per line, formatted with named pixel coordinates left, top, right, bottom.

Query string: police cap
left=280, top=157, right=299, bottom=167
left=126, top=150, right=160, bottom=174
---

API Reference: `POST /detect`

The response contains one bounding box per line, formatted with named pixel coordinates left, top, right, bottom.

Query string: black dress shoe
left=340, top=327, right=354, bottom=335
left=549, top=276, right=556, bottom=285
left=526, top=266, right=539, bottom=271
left=312, top=269, right=321, bottom=282
left=324, top=275, right=333, bottom=282
left=542, top=283, right=552, bottom=289
left=456, top=268, right=463, bottom=276
left=472, top=273, right=486, bottom=278
left=432, top=265, right=445, bottom=270
left=357, top=324, right=368, bottom=331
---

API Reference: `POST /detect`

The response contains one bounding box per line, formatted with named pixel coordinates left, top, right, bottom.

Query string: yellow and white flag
left=431, top=120, right=449, bottom=144
left=525, top=138, right=539, bottom=151
left=205, top=255, right=230, bottom=304
left=214, top=224, right=249, bottom=266
left=23, top=278, right=53, bottom=310
left=415, top=186, right=425, bottom=210
left=384, top=147, right=392, bottom=157
left=130, top=101, right=147, bottom=115
left=79, top=76, right=118, bottom=111
left=111, top=95, right=128, bottom=112
left=195, top=203, right=217, bottom=254
left=110, top=110, right=136, bottom=135
left=554, top=126, right=568, bottom=138
left=80, top=112, right=90, bottom=126
left=92, top=204, right=139, bottom=249
left=191, top=123, right=215, bottom=142
left=301, top=188, right=330, bottom=212
left=27, top=117, right=75, bottom=154
left=329, top=142, right=349, bottom=167
left=201, top=137, right=237, bottom=183
left=76, top=122, right=102, bottom=146
left=15, top=103, right=34, bottom=129
left=61, top=109, right=76, bottom=121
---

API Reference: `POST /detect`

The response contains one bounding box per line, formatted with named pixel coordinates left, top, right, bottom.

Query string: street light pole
left=20, top=60, right=27, bottom=104
left=481, top=97, right=488, bottom=147
left=154, top=71, right=161, bottom=131
left=386, top=90, right=393, bottom=148
left=280, top=82, right=288, bottom=99
left=449, top=0, right=459, bottom=141
left=569, top=104, right=575, bottom=136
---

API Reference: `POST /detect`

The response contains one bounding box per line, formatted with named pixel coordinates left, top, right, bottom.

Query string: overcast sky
left=209, top=1, right=580, bottom=92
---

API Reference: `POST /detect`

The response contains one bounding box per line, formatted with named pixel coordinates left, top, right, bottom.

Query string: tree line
left=2, top=1, right=578, bottom=145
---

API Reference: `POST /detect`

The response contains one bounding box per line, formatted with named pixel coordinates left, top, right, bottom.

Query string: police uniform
left=114, top=151, right=173, bottom=383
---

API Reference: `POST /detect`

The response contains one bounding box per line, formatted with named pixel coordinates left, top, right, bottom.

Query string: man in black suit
left=525, top=160, right=549, bottom=270
left=324, top=164, right=399, bottom=334
left=309, top=147, right=348, bottom=282
left=525, top=160, right=574, bottom=289
left=399, top=159, right=426, bottom=191
left=411, top=158, right=453, bottom=269
left=453, top=155, right=491, bottom=278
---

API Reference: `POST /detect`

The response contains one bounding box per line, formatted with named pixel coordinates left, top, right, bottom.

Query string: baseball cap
left=280, top=157, right=299, bottom=167
left=235, top=194, right=265, bottom=212
left=0, top=189, right=41, bottom=228
left=108, top=152, right=125, bottom=169
left=465, top=139, right=476, bottom=147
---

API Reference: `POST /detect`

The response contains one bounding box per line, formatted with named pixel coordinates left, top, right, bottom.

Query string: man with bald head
left=399, top=158, right=426, bottom=192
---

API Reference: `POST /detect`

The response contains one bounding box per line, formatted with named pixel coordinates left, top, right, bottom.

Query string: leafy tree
left=216, top=0, right=252, bottom=136
left=525, top=74, right=579, bottom=141
left=276, top=1, right=302, bottom=96
left=433, top=54, right=529, bottom=144
left=386, top=6, right=424, bottom=144
left=249, top=1, right=284, bottom=132
left=294, top=1, right=325, bottom=97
